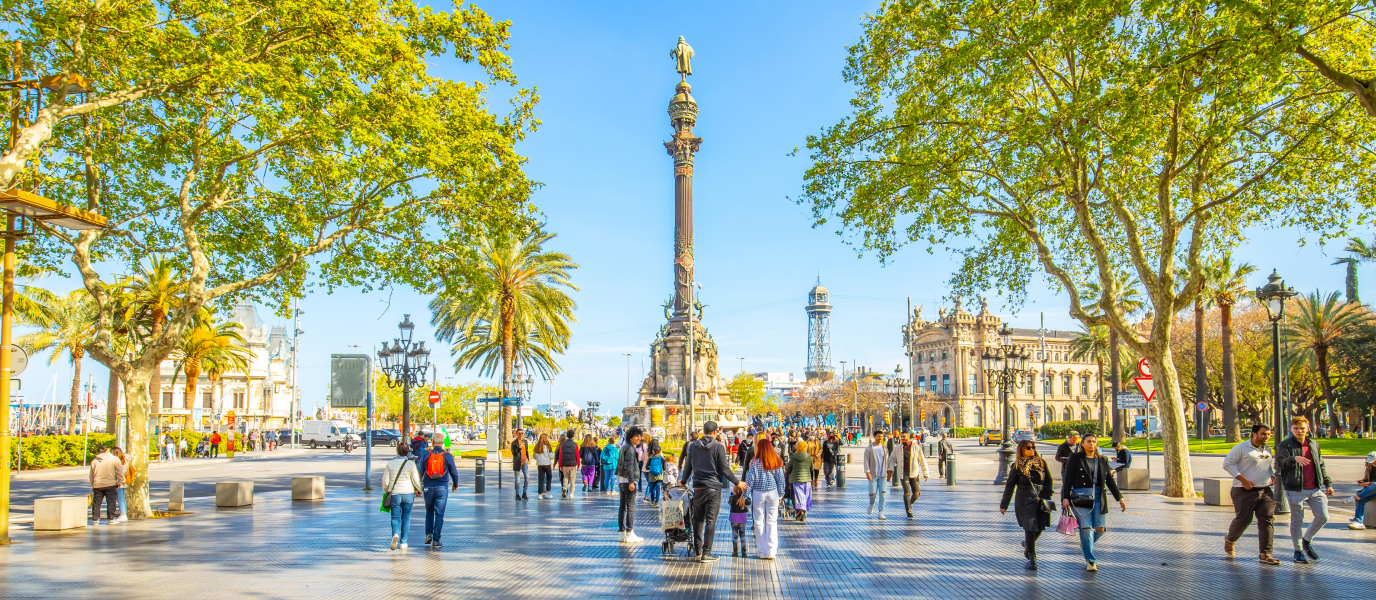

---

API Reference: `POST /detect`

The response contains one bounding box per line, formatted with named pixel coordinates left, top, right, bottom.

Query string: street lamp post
left=376, top=315, right=430, bottom=441
left=982, top=324, right=1034, bottom=485
left=1255, top=269, right=1296, bottom=514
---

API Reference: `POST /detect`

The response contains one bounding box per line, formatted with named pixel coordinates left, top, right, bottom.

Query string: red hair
left=755, top=438, right=783, bottom=470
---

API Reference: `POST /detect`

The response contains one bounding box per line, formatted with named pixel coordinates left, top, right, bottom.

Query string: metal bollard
left=945, top=456, right=955, bottom=486
left=474, top=457, right=486, bottom=494
left=837, top=453, right=849, bottom=488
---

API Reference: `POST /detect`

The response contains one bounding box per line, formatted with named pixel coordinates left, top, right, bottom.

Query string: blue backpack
left=647, top=455, right=664, bottom=476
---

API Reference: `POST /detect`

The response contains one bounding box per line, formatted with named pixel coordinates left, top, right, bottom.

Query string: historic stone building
left=903, top=298, right=1104, bottom=431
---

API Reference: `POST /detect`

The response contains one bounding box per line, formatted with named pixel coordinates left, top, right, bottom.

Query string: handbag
left=1068, top=491, right=1096, bottom=509
left=380, top=460, right=408, bottom=513
left=1029, top=478, right=1055, bottom=514
left=1056, top=509, right=1079, bottom=535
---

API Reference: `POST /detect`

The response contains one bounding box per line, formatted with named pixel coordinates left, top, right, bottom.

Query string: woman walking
left=534, top=433, right=555, bottom=500
left=808, top=437, right=823, bottom=491
left=600, top=434, right=620, bottom=494
left=579, top=434, right=599, bottom=493
left=745, top=437, right=786, bottom=559
left=785, top=440, right=815, bottom=522
left=1000, top=440, right=1053, bottom=570
left=384, top=442, right=423, bottom=550
left=1060, top=433, right=1127, bottom=571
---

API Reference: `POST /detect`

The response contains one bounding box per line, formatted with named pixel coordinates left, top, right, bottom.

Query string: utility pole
left=1038, top=313, right=1047, bottom=435
left=291, top=301, right=302, bottom=449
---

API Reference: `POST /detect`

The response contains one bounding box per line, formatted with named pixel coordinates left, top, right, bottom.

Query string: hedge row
left=951, top=427, right=985, bottom=438
left=1039, top=420, right=1107, bottom=440
left=10, top=434, right=117, bottom=470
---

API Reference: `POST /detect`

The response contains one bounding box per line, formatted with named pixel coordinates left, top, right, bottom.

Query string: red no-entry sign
left=428, top=390, right=441, bottom=405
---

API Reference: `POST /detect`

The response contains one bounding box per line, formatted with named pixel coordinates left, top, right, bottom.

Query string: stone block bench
left=1117, top=468, right=1149, bottom=490
left=34, top=496, right=87, bottom=530
left=215, top=481, right=254, bottom=507
left=1203, top=478, right=1233, bottom=506
left=291, top=476, right=325, bottom=500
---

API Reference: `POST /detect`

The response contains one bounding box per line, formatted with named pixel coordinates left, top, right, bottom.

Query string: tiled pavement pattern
left=2, top=466, right=1374, bottom=599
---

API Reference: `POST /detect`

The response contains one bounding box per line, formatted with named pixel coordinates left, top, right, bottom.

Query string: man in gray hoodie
left=89, top=446, right=127, bottom=525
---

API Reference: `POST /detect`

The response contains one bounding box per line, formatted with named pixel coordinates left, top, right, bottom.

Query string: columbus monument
left=625, top=37, right=746, bottom=432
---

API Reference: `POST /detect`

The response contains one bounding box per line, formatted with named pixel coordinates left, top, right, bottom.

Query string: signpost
left=331, top=354, right=373, bottom=489
left=428, top=390, right=441, bottom=433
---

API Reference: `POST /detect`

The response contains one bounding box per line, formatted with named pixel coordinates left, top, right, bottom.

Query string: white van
left=302, top=419, right=360, bottom=448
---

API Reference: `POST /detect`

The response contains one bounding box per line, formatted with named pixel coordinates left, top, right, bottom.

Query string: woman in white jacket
left=533, top=434, right=556, bottom=499
left=385, top=442, right=423, bottom=550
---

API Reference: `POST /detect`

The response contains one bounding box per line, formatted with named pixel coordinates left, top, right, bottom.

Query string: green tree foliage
left=1334, top=323, right=1376, bottom=424
left=1068, top=324, right=1110, bottom=436
left=10, top=0, right=536, bottom=518
left=16, top=288, right=97, bottom=434
left=429, top=229, right=577, bottom=449
left=1202, top=257, right=1257, bottom=442
left=727, top=373, right=775, bottom=417
left=798, top=0, right=1375, bottom=497
left=373, top=377, right=496, bottom=429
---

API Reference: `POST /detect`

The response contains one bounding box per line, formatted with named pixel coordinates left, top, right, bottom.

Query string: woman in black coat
left=1059, top=433, right=1127, bottom=571
left=1000, top=440, right=1054, bottom=570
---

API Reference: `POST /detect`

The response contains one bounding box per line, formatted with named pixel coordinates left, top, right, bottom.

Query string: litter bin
left=474, top=457, right=486, bottom=494
left=837, top=453, right=848, bottom=488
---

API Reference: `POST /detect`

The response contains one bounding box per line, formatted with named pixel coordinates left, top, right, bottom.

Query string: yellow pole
left=0, top=40, right=20, bottom=545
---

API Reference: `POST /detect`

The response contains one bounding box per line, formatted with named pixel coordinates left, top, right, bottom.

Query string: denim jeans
left=867, top=477, right=888, bottom=514
left=513, top=464, right=529, bottom=497
left=601, top=465, right=616, bottom=491
left=618, top=482, right=636, bottom=531
left=390, top=493, right=415, bottom=545
left=422, top=486, right=449, bottom=542
left=117, top=487, right=126, bottom=516
left=1354, top=483, right=1376, bottom=521
left=1069, top=487, right=1106, bottom=563
left=649, top=480, right=662, bottom=503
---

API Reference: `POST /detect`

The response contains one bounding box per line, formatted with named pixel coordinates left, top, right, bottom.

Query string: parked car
left=277, top=429, right=301, bottom=445
left=979, top=428, right=1002, bottom=446
left=1012, top=429, right=1038, bottom=443
left=364, top=429, right=403, bottom=447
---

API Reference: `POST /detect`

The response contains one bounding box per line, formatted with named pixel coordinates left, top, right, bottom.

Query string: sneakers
left=1349, top=520, right=1367, bottom=530
left=1293, top=550, right=1309, bottom=564
left=618, top=531, right=627, bottom=543
left=699, top=552, right=719, bottom=563
left=399, top=543, right=408, bottom=549
left=425, top=535, right=432, bottom=545
left=1085, top=562, right=1097, bottom=572
left=1223, top=537, right=1235, bottom=557
left=391, top=534, right=400, bottom=550
left=1302, top=539, right=1319, bottom=561
left=867, top=500, right=874, bottom=515
left=625, top=531, right=644, bottom=543
left=1342, top=495, right=1357, bottom=504
left=1259, top=554, right=1280, bottom=565
left=114, top=515, right=127, bottom=523
left=878, top=513, right=886, bottom=520
left=432, top=541, right=443, bottom=549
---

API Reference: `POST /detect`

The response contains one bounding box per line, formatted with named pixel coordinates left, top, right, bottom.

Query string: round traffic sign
left=1137, top=357, right=1151, bottom=377
left=428, top=390, right=441, bottom=405
left=9, top=344, right=27, bottom=376
left=1196, top=401, right=1209, bottom=412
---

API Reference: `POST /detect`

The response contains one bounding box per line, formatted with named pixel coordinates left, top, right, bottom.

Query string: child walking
left=729, top=486, right=752, bottom=557
left=647, top=447, right=665, bottom=505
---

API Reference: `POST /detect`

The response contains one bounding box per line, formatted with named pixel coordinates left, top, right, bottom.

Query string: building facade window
left=973, top=406, right=983, bottom=427
left=942, top=374, right=950, bottom=394
left=1063, top=376, right=1072, bottom=396
left=233, top=391, right=246, bottom=410
left=967, top=372, right=978, bottom=394
left=162, top=391, right=174, bottom=409
left=1081, top=377, right=1089, bottom=395
left=1026, top=377, right=1035, bottom=395
left=941, top=351, right=948, bottom=360
left=1043, top=376, right=1052, bottom=396
left=1062, top=406, right=1073, bottom=422
left=917, top=376, right=925, bottom=392
left=1081, top=406, right=1091, bottom=421
left=203, top=391, right=213, bottom=409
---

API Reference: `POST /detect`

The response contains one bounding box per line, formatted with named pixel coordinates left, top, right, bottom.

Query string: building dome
left=811, top=283, right=828, bottom=296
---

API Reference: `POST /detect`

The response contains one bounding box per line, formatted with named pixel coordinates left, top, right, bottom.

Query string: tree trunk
left=1109, top=329, right=1124, bottom=445
left=1149, top=345, right=1196, bottom=498
left=184, top=365, right=199, bottom=410
left=68, top=349, right=84, bottom=435
left=1194, top=299, right=1210, bottom=439
left=122, top=368, right=155, bottom=519
left=1345, top=260, right=1360, bottom=304
left=1097, top=357, right=1107, bottom=438
left=1317, top=347, right=1339, bottom=437
left=1220, top=303, right=1240, bottom=442
left=105, top=369, right=119, bottom=435
left=498, top=294, right=515, bottom=449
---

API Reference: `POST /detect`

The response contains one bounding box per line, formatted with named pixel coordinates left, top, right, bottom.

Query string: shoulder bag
left=1028, top=471, right=1055, bottom=514
left=380, top=460, right=408, bottom=513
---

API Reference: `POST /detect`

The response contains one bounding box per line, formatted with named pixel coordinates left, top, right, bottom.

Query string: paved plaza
left=2, top=445, right=1374, bottom=599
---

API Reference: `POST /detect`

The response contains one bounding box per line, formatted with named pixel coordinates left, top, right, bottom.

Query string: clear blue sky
left=14, top=1, right=1371, bottom=419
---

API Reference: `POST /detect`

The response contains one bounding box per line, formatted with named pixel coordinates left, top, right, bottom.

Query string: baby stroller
left=660, top=486, right=692, bottom=557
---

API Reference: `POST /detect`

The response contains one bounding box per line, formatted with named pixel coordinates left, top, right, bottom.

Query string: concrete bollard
left=35, top=497, right=87, bottom=530
left=168, top=483, right=185, bottom=511
left=215, top=481, right=254, bottom=507
left=474, top=457, right=486, bottom=494
left=1203, top=478, right=1233, bottom=506
left=945, top=457, right=956, bottom=486
left=1118, top=468, right=1150, bottom=491
left=291, top=476, right=325, bottom=500
left=837, top=458, right=847, bottom=489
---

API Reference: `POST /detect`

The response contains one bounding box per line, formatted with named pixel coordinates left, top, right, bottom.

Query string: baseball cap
left=1366, top=451, right=1376, bottom=464
left=703, top=421, right=719, bottom=434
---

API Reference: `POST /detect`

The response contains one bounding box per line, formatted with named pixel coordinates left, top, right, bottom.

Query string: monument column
left=666, top=37, right=701, bottom=321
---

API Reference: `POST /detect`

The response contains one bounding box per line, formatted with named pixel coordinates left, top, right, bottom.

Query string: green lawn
left=1041, top=437, right=1376, bottom=456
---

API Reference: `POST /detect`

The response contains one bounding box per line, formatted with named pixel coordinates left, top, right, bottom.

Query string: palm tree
left=122, top=256, right=188, bottom=414
left=1284, top=290, right=1372, bottom=436
left=1069, top=324, right=1111, bottom=436
left=1203, top=257, right=1257, bottom=442
left=17, top=289, right=98, bottom=434
left=172, top=320, right=250, bottom=417
left=1334, top=236, right=1376, bottom=304
left=1082, top=273, right=1145, bottom=444
left=429, top=228, right=578, bottom=448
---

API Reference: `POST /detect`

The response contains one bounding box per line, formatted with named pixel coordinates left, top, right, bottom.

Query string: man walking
left=821, top=432, right=841, bottom=489
left=1222, top=423, right=1281, bottom=565
left=510, top=429, right=530, bottom=501
left=1055, top=431, right=1081, bottom=477
left=89, top=445, right=126, bottom=526
left=863, top=430, right=889, bottom=520
left=616, top=427, right=645, bottom=543
left=889, top=431, right=929, bottom=519
left=558, top=429, right=579, bottom=498
left=937, top=433, right=954, bottom=478
left=210, top=431, right=222, bottom=458
left=738, top=431, right=756, bottom=480
left=680, top=421, right=747, bottom=562
left=416, top=432, right=460, bottom=549
left=1276, top=416, right=1333, bottom=564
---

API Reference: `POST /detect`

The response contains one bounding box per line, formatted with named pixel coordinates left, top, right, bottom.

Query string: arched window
left=943, top=406, right=953, bottom=428
left=1081, top=406, right=1091, bottom=421
left=973, top=406, right=983, bottom=427
left=1062, top=406, right=1073, bottom=422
